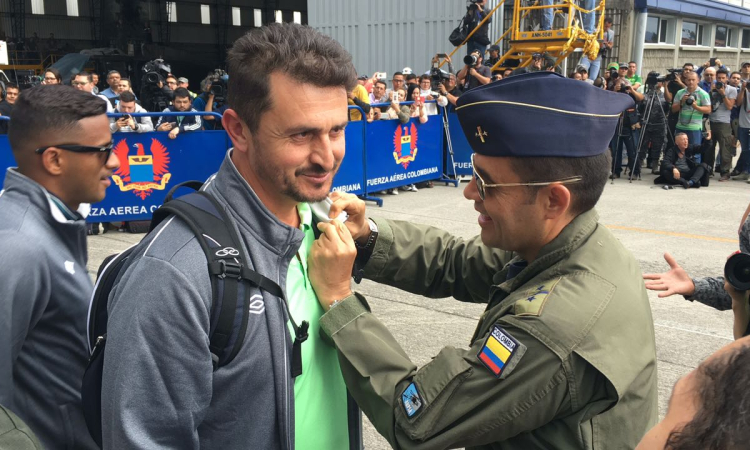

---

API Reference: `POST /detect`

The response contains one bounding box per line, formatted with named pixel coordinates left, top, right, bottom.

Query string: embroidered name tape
left=401, top=382, right=423, bottom=418
left=477, top=325, right=527, bottom=379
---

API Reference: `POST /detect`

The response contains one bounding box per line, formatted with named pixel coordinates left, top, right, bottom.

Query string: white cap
left=402, top=67, right=413, bottom=75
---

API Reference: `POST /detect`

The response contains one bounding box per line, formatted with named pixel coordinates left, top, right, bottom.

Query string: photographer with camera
left=111, top=91, right=153, bottom=133
left=608, top=70, right=643, bottom=178
left=708, top=68, right=737, bottom=181
left=155, top=87, right=202, bottom=139
left=464, top=0, right=491, bottom=57
left=457, top=50, right=491, bottom=90
left=658, top=132, right=710, bottom=188
left=140, top=59, right=175, bottom=113
left=732, top=75, right=750, bottom=181
left=484, top=44, right=501, bottom=68
left=671, top=70, right=711, bottom=145
left=438, top=73, right=461, bottom=110
left=193, top=71, right=229, bottom=130
left=637, top=73, right=668, bottom=173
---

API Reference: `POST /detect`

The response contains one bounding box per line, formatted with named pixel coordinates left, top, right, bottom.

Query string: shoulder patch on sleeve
left=477, top=325, right=527, bottom=379
left=401, top=382, right=423, bottom=417
left=514, top=278, right=561, bottom=317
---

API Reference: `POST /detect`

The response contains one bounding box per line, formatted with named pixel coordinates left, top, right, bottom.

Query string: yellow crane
left=441, top=0, right=606, bottom=72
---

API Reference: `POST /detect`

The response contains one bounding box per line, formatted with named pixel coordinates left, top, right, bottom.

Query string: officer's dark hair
left=173, top=87, right=191, bottom=100
left=717, top=68, right=729, bottom=77
left=227, top=23, right=356, bottom=133
left=74, top=72, right=93, bottom=83
left=664, top=342, right=750, bottom=450
left=509, top=152, right=612, bottom=216
left=119, top=91, right=136, bottom=103
left=8, top=85, right=107, bottom=161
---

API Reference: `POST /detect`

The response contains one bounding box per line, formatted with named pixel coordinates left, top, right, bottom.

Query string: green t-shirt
left=287, top=203, right=349, bottom=449
left=673, top=87, right=710, bottom=131
left=626, top=74, right=642, bottom=86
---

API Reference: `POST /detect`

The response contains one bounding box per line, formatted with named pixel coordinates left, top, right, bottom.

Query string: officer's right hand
left=328, top=192, right=369, bottom=243
left=643, top=253, right=696, bottom=297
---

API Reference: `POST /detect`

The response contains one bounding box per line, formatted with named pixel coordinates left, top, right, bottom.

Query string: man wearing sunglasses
left=307, top=72, right=659, bottom=448
left=0, top=85, right=118, bottom=449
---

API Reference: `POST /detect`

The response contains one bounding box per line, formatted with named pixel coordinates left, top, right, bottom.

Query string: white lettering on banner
left=366, top=167, right=440, bottom=187
left=91, top=204, right=162, bottom=217
left=454, top=162, right=473, bottom=169
left=331, top=183, right=362, bottom=193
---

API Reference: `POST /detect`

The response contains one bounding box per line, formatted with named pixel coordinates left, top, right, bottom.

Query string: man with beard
left=155, top=87, right=202, bottom=139
left=101, top=23, right=362, bottom=449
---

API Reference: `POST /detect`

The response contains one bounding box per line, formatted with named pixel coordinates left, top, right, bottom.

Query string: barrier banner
left=331, top=120, right=365, bottom=195
left=0, top=135, right=13, bottom=186
left=445, top=112, right=473, bottom=176
left=364, top=118, right=443, bottom=193
left=88, top=131, right=229, bottom=222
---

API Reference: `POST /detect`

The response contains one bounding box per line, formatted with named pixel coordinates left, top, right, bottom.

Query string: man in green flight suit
left=307, top=71, right=659, bottom=449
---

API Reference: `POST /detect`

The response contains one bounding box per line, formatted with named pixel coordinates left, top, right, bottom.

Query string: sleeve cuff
left=362, top=217, right=394, bottom=279
left=683, top=278, right=701, bottom=301
left=320, top=292, right=371, bottom=338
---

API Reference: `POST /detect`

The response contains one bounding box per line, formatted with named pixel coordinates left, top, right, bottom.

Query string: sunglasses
left=36, top=142, right=114, bottom=160
left=471, top=154, right=583, bottom=200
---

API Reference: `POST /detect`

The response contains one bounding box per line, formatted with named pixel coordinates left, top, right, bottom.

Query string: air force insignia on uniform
left=401, top=382, right=423, bottom=417
left=478, top=325, right=527, bottom=379
left=515, top=278, right=560, bottom=316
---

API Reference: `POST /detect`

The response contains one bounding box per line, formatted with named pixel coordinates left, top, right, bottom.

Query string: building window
left=682, top=21, right=706, bottom=46
left=254, top=9, right=262, bottom=27
left=167, top=2, right=177, bottom=23
left=715, top=25, right=733, bottom=47
left=31, top=0, right=44, bottom=15
left=293, top=11, right=302, bottom=24
left=232, top=7, right=241, bottom=26
left=66, top=0, right=79, bottom=17
left=275, top=10, right=283, bottom=23
left=743, top=29, right=750, bottom=49
left=201, top=4, right=210, bottom=25
left=645, top=15, right=675, bottom=44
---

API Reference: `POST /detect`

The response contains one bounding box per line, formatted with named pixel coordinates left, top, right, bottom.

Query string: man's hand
left=706, top=129, right=712, bottom=141
left=328, top=191, right=369, bottom=243
left=157, top=122, right=173, bottom=132
left=116, top=117, right=129, bottom=130
left=309, top=220, right=356, bottom=311
left=680, top=93, right=690, bottom=105
left=469, top=68, right=478, bottom=77
left=672, top=168, right=680, bottom=179
left=348, top=90, right=356, bottom=100
left=643, top=253, right=696, bottom=297
left=716, top=59, right=723, bottom=67
left=168, top=128, right=179, bottom=140
left=125, top=116, right=136, bottom=129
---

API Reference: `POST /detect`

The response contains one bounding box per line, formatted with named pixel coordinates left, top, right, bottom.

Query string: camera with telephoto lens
left=430, top=66, right=450, bottom=92
left=725, top=253, right=750, bottom=291
left=609, top=67, right=619, bottom=79
left=464, top=54, right=479, bottom=67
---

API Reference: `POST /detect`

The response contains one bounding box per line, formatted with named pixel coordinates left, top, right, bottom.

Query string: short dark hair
left=8, top=85, right=108, bottom=158
left=74, top=72, right=93, bottom=83
left=717, top=68, right=729, bottom=77
left=119, top=78, right=131, bottom=86
left=374, top=80, right=387, bottom=89
left=731, top=71, right=742, bottom=78
left=405, top=73, right=417, bottom=82
left=173, top=87, right=191, bottom=100
left=665, top=343, right=750, bottom=450
left=509, top=152, right=612, bottom=216
left=419, top=74, right=431, bottom=82
left=683, top=62, right=694, bottom=69
left=119, top=91, right=136, bottom=103
left=226, top=23, right=356, bottom=132
left=107, top=70, right=120, bottom=78
left=604, top=17, right=613, bottom=24
left=5, top=83, right=18, bottom=91
left=392, top=71, right=404, bottom=79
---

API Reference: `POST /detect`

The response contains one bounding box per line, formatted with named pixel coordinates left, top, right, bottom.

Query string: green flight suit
left=320, top=209, right=658, bottom=449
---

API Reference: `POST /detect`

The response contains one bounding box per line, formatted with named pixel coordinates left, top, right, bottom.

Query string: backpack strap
left=152, top=191, right=309, bottom=375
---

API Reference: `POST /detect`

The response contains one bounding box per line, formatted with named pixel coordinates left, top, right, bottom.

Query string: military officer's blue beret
left=455, top=71, right=635, bottom=158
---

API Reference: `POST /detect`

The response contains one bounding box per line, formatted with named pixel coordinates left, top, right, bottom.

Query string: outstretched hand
left=643, top=253, right=696, bottom=298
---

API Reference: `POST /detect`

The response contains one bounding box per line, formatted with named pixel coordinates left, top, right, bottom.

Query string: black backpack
left=81, top=181, right=309, bottom=448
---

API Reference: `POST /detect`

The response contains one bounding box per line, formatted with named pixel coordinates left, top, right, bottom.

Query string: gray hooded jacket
left=102, top=151, right=361, bottom=449
left=0, top=169, right=98, bottom=449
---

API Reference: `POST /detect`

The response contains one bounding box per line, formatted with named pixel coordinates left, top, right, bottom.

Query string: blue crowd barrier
left=0, top=105, right=461, bottom=223
left=444, top=111, right=474, bottom=176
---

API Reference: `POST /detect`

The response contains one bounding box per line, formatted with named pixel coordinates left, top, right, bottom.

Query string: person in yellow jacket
left=347, top=83, right=370, bottom=121
left=308, top=72, right=659, bottom=449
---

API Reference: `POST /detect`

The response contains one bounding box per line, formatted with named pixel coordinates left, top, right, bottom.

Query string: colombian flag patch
left=477, top=325, right=526, bottom=379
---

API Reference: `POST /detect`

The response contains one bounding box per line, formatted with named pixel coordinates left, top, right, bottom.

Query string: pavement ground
left=87, top=164, right=748, bottom=449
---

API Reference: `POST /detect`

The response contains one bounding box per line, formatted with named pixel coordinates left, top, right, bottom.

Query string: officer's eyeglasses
left=36, top=142, right=114, bottom=160
left=471, top=154, right=583, bottom=201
